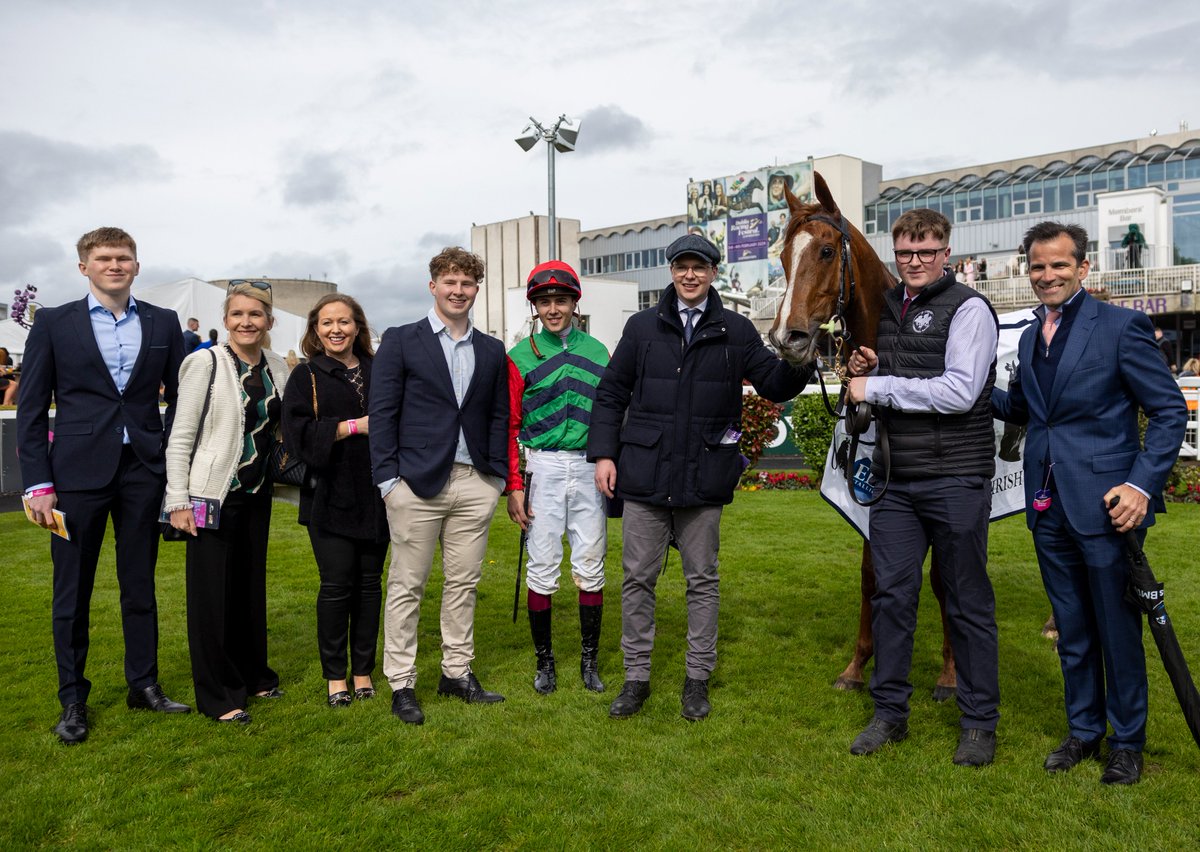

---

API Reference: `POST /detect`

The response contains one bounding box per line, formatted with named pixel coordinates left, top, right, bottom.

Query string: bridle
left=803, top=212, right=890, bottom=507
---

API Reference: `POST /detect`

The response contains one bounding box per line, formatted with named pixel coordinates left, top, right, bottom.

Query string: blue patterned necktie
left=683, top=308, right=699, bottom=344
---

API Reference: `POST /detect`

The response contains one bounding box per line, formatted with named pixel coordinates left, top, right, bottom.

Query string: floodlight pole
left=518, top=114, right=576, bottom=261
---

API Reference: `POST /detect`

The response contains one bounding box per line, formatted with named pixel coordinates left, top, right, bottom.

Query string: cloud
left=281, top=153, right=354, bottom=207
left=416, top=231, right=469, bottom=251
left=344, top=262, right=433, bottom=330
left=576, top=105, right=652, bottom=156
left=230, top=249, right=352, bottom=282
left=0, top=131, right=169, bottom=226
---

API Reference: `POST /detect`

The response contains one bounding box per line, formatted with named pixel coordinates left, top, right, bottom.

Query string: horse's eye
left=820, top=245, right=835, bottom=260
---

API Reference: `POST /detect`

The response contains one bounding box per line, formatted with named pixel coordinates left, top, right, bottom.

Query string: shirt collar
left=427, top=307, right=473, bottom=341
left=87, top=292, right=138, bottom=316
left=1037, top=287, right=1085, bottom=320
left=679, top=298, right=708, bottom=316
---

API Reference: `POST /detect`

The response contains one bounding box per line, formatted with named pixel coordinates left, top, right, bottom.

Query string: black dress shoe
left=354, top=686, right=376, bottom=701
left=391, top=688, right=425, bottom=725
left=609, top=680, right=651, bottom=718
left=216, top=710, right=251, bottom=725
left=953, top=728, right=996, bottom=767
left=1101, top=748, right=1143, bottom=785
left=327, top=690, right=352, bottom=708
left=127, top=684, right=191, bottom=714
left=437, top=672, right=505, bottom=704
left=54, top=703, right=89, bottom=745
left=850, top=718, right=908, bottom=755
left=1044, top=735, right=1101, bottom=773
left=681, top=677, right=710, bottom=721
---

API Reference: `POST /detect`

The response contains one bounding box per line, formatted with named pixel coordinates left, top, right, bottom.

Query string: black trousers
left=51, top=445, right=164, bottom=705
left=867, top=475, right=1000, bottom=730
left=185, top=490, right=279, bottom=718
left=308, top=526, right=387, bottom=680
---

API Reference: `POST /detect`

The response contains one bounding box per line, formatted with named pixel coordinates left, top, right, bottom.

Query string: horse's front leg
left=834, top=544, right=875, bottom=691
left=928, top=554, right=958, bottom=703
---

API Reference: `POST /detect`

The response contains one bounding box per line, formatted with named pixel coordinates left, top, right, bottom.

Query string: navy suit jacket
left=369, top=318, right=510, bottom=500
left=992, top=291, right=1187, bottom=534
left=17, top=296, right=186, bottom=491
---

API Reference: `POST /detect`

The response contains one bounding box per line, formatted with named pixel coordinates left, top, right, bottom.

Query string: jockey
left=506, top=261, right=610, bottom=695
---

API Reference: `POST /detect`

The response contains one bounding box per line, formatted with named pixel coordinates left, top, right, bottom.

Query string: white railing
left=976, top=263, right=1198, bottom=310
left=1180, top=378, right=1200, bottom=461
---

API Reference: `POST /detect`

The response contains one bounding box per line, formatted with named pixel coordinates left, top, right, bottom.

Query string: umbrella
left=1122, top=528, right=1200, bottom=749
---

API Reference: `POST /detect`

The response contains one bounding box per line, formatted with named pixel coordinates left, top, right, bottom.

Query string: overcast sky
left=3, top=0, right=1196, bottom=331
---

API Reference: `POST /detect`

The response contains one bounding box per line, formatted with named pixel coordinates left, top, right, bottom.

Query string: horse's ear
left=814, top=172, right=842, bottom=221
left=784, top=182, right=805, bottom=217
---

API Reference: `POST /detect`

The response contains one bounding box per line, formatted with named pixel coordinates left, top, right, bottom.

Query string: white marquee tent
left=0, top=278, right=309, bottom=362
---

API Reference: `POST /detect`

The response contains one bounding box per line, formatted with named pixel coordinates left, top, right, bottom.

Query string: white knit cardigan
left=163, top=346, right=290, bottom=513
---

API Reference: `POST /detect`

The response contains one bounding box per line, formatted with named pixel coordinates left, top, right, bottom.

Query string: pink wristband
left=29, top=487, right=55, bottom=497
left=347, top=419, right=358, bottom=435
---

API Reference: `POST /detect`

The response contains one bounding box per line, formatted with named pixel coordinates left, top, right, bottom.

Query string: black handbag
left=269, top=365, right=318, bottom=489
left=162, top=349, right=218, bottom=542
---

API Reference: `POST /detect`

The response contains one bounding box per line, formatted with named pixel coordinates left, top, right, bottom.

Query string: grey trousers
left=620, top=501, right=722, bottom=681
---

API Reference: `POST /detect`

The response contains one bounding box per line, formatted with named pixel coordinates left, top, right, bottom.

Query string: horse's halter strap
left=807, top=213, right=856, bottom=348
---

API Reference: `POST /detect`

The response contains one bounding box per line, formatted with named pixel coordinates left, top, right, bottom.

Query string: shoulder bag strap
left=187, top=348, right=218, bottom=466
left=309, top=363, right=318, bottom=418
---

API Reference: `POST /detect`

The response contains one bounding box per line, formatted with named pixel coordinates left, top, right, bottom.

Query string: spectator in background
left=183, top=317, right=201, bottom=353
left=196, top=329, right=218, bottom=350
left=0, top=346, right=17, bottom=405
left=978, top=256, right=988, bottom=281
left=1179, top=356, right=1199, bottom=378
left=965, top=256, right=977, bottom=286
left=1153, top=327, right=1176, bottom=373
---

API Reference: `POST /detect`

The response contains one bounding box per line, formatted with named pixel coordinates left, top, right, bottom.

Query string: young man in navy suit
left=993, top=222, right=1187, bottom=784
left=18, top=227, right=190, bottom=745
left=369, top=247, right=510, bottom=725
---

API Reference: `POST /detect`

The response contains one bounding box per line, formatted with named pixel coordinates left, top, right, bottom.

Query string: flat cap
left=666, top=233, right=721, bottom=266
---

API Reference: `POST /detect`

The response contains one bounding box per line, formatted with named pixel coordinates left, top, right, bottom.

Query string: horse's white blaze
left=776, top=231, right=813, bottom=333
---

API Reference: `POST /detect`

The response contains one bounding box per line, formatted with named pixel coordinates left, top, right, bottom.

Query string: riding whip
left=512, top=471, right=532, bottom=623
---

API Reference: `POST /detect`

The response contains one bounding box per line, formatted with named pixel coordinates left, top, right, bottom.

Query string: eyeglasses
left=528, top=268, right=580, bottom=291
left=671, top=263, right=714, bottom=276
left=228, top=279, right=272, bottom=293
left=893, top=248, right=946, bottom=264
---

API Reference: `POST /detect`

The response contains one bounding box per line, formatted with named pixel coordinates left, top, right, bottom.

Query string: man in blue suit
left=18, top=227, right=190, bottom=745
left=370, top=247, right=510, bottom=725
left=993, top=222, right=1187, bottom=785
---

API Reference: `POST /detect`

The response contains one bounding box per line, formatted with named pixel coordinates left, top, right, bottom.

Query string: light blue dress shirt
left=88, top=292, right=142, bottom=443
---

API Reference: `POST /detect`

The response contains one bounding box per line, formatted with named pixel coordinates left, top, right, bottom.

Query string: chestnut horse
left=769, top=172, right=956, bottom=701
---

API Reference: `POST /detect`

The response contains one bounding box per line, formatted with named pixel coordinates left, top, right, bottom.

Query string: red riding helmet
left=526, top=260, right=582, bottom=302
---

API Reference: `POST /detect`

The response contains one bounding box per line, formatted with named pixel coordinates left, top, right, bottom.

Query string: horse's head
left=768, top=172, right=894, bottom=366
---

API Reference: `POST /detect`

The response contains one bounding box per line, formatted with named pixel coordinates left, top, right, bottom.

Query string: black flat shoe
left=328, top=691, right=352, bottom=708
left=254, top=688, right=284, bottom=699
left=216, top=711, right=251, bottom=725
left=354, top=686, right=376, bottom=700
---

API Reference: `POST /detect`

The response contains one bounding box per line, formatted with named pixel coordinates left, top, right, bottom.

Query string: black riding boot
left=579, top=603, right=605, bottom=692
left=529, top=607, right=556, bottom=694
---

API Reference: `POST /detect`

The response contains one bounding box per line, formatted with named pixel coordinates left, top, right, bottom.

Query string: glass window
left=1043, top=185, right=1057, bottom=213
left=1128, top=164, right=1146, bottom=188
left=1060, top=184, right=1074, bottom=210
left=1029, top=198, right=1042, bottom=214
left=983, top=189, right=997, bottom=220
left=1147, top=162, right=1165, bottom=184
left=1166, top=160, right=1184, bottom=180
left=1110, top=172, right=1125, bottom=191
left=998, top=188, right=1012, bottom=219
left=1185, top=157, right=1200, bottom=180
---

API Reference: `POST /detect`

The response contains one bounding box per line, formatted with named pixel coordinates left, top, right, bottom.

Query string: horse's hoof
left=931, top=684, right=955, bottom=703
left=1042, top=627, right=1060, bottom=641
left=832, top=676, right=864, bottom=692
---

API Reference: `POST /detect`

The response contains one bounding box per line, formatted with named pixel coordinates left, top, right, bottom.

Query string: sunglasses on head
left=529, top=269, right=579, bottom=290
left=228, top=279, right=272, bottom=293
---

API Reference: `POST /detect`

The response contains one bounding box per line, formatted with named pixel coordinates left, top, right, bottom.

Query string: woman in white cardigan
left=165, top=282, right=290, bottom=724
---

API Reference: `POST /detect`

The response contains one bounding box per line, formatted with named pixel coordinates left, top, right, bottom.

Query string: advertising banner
left=689, top=161, right=814, bottom=294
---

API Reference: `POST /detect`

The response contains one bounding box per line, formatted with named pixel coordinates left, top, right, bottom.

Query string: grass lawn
left=2, top=491, right=1199, bottom=849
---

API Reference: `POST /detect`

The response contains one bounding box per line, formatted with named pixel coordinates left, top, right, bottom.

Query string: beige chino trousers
left=382, top=463, right=503, bottom=689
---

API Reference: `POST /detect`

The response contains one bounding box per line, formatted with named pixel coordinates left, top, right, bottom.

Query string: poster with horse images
left=688, top=160, right=814, bottom=295
left=819, top=308, right=1038, bottom=539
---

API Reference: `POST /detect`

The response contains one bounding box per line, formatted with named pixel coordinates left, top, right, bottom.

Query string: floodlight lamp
left=515, top=124, right=540, bottom=152
left=556, top=119, right=580, bottom=151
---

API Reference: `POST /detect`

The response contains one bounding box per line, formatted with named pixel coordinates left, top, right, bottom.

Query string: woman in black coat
left=282, top=294, right=389, bottom=707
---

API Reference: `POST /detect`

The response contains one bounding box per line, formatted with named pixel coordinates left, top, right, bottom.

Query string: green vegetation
left=2, top=493, right=1199, bottom=848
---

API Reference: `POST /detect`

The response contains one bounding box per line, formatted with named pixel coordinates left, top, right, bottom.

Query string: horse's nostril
left=785, top=330, right=809, bottom=347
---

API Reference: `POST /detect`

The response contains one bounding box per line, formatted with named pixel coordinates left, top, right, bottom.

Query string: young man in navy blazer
left=369, top=247, right=510, bottom=725
left=18, top=227, right=190, bottom=745
left=993, top=222, right=1187, bottom=785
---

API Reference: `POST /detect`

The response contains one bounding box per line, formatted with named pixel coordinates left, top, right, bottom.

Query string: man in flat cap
left=589, top=234, right=813, bottom=721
